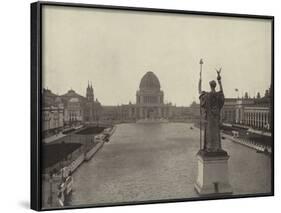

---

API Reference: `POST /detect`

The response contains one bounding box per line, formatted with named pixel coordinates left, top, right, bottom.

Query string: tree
left=256, top=92, right=261, bottom=99
left=244, top=92, right=249, bottom=99
left=264, top=89, right=269, bottom=98
left=269, top=84, right=272, bottom=97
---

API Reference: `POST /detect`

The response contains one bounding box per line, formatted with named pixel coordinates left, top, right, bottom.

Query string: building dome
left=139, top=71, right=161, bottom=90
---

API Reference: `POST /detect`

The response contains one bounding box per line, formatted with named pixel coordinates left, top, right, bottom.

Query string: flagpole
left=199, top=59, right=203, bottom=150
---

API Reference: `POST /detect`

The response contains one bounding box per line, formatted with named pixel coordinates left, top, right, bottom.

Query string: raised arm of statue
left=216, top=68, right=223, bottom=93
left=218, top=80, right=223, bottom=93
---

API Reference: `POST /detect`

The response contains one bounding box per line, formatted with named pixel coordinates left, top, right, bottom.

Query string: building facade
left=42, top=89, right=65, bottom=136
left=63, top=97, right=83, bottom=124
left=221, top=88, right=272, bottom=131
left=243, top=106, right=271, bottom=129
left=59, top=83, right=102, bottom=126
left=42, top=83, right=103, bottom=135
left=100, top=71, right=202, bottom=123
left=121, top=71, right=174, bottom=121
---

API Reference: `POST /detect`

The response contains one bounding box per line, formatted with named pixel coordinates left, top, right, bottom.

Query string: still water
left=69, top=123, right=271, bottom=206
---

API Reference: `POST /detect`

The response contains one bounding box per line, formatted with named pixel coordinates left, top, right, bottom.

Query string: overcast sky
left=42, top=5, right=272, bottom=106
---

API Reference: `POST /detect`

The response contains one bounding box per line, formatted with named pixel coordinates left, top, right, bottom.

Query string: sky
left=42, top=5, right=272, bottom=106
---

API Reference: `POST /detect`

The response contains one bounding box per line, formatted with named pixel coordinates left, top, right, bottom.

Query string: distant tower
left=86, top=81, right=94, bottom=122
left=86, top=81, right=94, bottom=102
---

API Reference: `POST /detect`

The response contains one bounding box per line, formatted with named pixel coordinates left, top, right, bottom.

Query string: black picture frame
left=31, top=1, right=274, bottom=211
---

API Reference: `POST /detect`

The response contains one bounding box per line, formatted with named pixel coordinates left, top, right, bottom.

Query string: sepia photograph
left=32, top=2, right=273, bottom=210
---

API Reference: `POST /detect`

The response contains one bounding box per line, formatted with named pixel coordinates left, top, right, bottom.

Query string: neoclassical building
left=42, top=82, right=102, bottom=136
left=118, top=71, right=174, bottom=121
left=221, top=87, right=272, bottom=130
left=60, top=83, right=102, bottom=125
left=42, top=89, right=64, bottom=135
left=136, top=71, right=172, bottom=119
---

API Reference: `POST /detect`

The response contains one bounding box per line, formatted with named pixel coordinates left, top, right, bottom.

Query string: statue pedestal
left=194, top=150, right=233, bottom=195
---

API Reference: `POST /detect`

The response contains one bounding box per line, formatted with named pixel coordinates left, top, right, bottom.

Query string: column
left=144, top=108, right=147, bottom=118
left=264, top=112, right=268, bottom=126
left=139, top=107, right=143, bottom=118
left=158, top=107, right=162, bottom=118
left=254, top=112, right=257, bottom=127
left=253, top=112, right=255, bottom=127
left=259, top=112, right=262, bottom=128
left=250, top=112, right=252, bottom=126
left=260, top=112, right=262, bottom=128
left=257, top=112, right=260, bottom=128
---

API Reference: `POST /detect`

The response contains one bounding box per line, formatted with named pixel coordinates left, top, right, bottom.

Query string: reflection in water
left=68, top=123, right=271, bottom=206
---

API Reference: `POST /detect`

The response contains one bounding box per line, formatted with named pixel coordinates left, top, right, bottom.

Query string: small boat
left=94, top=134, right=105, bottom=143
left=256, top=148, right=270, bottom=155
left=64, top=176, right=73, bottom=195
left=104, top=135, right=110, bottom=142
left=57, top=173, right=73, bottom=207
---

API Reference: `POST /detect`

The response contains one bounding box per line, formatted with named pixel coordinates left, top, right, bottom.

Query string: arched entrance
left=147, top=108, right=158, bottom=119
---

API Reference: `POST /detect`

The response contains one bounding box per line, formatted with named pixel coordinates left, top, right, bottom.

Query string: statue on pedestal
left=198, top=68, right=225, bottom=153
left=194, top=60, right=232, bottom=195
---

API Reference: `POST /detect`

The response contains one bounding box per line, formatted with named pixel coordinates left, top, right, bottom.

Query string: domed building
left=120, top=71, right=173, bottom=121
left=136, top=71, right=172, bottom=120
